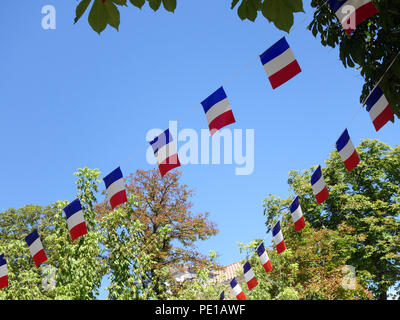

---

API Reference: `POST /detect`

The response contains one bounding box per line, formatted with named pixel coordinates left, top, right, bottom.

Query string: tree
left=95, top=169, right=219, bottom=299
left=0, top=167, right=106, bottom=300
left=176, top=223, right=372, bottom=300
left=263, top=139, right=400, bottom=300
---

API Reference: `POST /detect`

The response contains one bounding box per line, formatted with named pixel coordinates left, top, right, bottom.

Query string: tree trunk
left=378, top=291, right=387, bottom=300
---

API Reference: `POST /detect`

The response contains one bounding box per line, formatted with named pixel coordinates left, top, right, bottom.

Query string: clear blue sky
left=0, top=1, right=398, bottom=299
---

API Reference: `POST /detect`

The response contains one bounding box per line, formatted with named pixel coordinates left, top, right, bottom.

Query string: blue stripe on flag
left=0, top=254, right=6, bottom=266
left=256, top=242, right=265, bottom=256
left=103, top=167, right=123, bottom=189
left=290, top=196, right=300, bottom=213
left=219, top=291, right=224, bottom=300
left=243, top=261, right=251, bottom=273
left=311, top=165, right=322, bottom=185
left=365, top=86, right=384, bottom=112
left=25, top=229, right=39, bottom=247
left=230, top=278, right=238, bottom=288
left=328, top=0, right=347, bottom=12
left=259, top=37, right=289, bottom=66
left=201, top=87, right=227, bottom=113
left=336, top=129, right=350, bottom=152
left=64, top=199, right=82, bottom=219
left=149, top=129, right=173, bottom=154
left=272, top=221, right=281, bottom=237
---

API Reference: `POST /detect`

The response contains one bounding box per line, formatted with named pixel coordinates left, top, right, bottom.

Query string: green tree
left=0, top=167, right=105, bottom=300
left=96, top=169, right=219, bottom=299
left=176, top=224, right=372, bottom=300
left=263, top=139, right=400, bottom=300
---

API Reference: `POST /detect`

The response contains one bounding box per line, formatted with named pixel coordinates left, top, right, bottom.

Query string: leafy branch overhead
left=74, top=0, right=304, bottom=34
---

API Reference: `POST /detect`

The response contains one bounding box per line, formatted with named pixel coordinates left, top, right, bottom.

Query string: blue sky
left=0, top=1, right=398, bottom=299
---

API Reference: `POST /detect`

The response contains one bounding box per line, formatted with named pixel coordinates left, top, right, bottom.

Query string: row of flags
left=0, top=0, right=393, bottom=294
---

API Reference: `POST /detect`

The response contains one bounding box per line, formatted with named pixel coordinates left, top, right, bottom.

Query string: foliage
left=308, top=0, right=400, bottom=120
left=0, top=167, right=105, bottom=300
left=96, top=169, right=219, bottom=299
left=176, top=224, right=372, bottom=300
left=74, top=0, right=305, bottom=34
left=263, top=139, right=400, bottom=299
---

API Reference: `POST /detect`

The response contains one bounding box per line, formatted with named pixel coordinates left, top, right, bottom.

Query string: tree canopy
left=0, top=168, right=218, bottom=300
left=263, top=139, right=400, bottom=299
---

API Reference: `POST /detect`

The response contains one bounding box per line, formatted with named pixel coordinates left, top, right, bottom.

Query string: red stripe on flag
left=236, top=291, right=246, bottom=300
left=110, top=189, right=127, bottom=209
left=33, top=249, right=47, bottom=267
left=263, top=260, right=273, bottom=273
left=315, top=186, right=329, bottom=204
left=344, top=150, right=360, bottom=171
left=209, top=110, right=236, bottom=136
left=70, top=222, right=88, bottom=241
left=247, top=277, right=258, bottom=290
left=268, top=60, right=301, bottom=89
left=343, top=2, right=378, bottom=34
left=276, top=241, right=286, bottom=254
left=159, top=154, right=181, bottom=177
left=294, top=216, right=305, bottom=232
left=373, top=104, right=394, bottom=132
left=0, top=275, right=8, bottom=289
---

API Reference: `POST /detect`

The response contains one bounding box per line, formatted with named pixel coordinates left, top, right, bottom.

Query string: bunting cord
left=114, top=0, right=332, bottom=172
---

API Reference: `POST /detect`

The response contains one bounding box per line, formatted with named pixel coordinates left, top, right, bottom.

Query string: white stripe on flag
left=67, top=210, right=85, bottom=231
left=312, top=176, right=326, bottom=195
left=338, top=139, right=355, bottom=161
left=335, top=0, right=370, bottom=20
left=244, top=268, right=255, bottom=282
left=205, top=98, right=231, bottom=125
left=0, top=264, right=7, bottom=278
left=106, top=178, right=125, bottom=199
left=273, top=231, right=284, bottom=246
left=291, top=206, right=303, bottom=223
left=263, top=48, right=296, bottom=77
left=155, top=141, right=177, bottom=164
left=259, top=251, right=269, bottom=265
left=369, top=94, right=389, bottom=122
left=232, top=284, right=242, bottom=296
left=29, top=238, right=43, bottom=257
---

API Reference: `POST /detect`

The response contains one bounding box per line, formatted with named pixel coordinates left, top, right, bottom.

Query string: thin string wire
left=114, top=1, right=331, bottom=173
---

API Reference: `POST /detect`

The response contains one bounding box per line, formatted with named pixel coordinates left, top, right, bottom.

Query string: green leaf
left=247, top=0, right=258, bottom=22
left=88, top=0, right=108, bottom=34
left=162, top=0, right=176, bottom=12
left=112, top=0, right=127, bottom=5
left=261, top=0, right=296, bottom=33
left=231, top=0, right=240, bottom=9
left=74, top=0, right=92, bottom=24
left=237, top=1, right=248, bottom=20
left=106, top=1, right=121, bottom=30
left=149, top=0, right=161, bottom=11
left=130, top=0, right=145, bottom=8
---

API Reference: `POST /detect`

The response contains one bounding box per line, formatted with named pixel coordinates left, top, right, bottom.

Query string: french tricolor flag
left=336, top=129, right=360, bottom=171
left=0, top=254, right=8, bottom=289
left=364, top=86, right=394, bottom=132
left=311, top=165, right=329, bottom=204
left=243, top=261, right=258, bottom=290
left=25, top=229, right=47, bottom=267
left=230, top=278, right=246, bottom=300
left=103, top=167, right=128, bottom=210
left=256, top=242, right=272, bottom=273
left=63, top=199, right=88, bottom=242
left=201, top=87, right=236, bottom=135
left=328, top=0, right=378, bottom=35
left=149, top=129, right=181, bottom=177
left=290, top=196, right=306, bottom=232
left=272, top=221, right=286, bottom=254
left=260, top=37, right=301, bottom=89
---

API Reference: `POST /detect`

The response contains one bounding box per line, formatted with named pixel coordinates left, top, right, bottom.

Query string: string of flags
left=1, top=1, right=397, bottom=298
